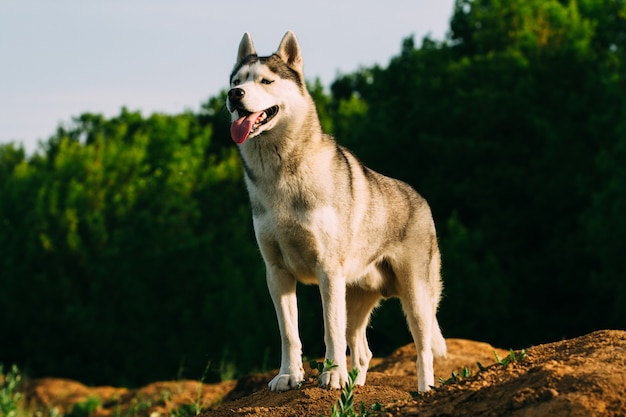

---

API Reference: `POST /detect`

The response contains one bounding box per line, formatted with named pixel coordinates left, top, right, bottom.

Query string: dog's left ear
left=276, top=31, right=304, bottom=74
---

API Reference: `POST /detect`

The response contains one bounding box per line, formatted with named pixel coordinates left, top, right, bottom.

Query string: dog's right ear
left=237, top=32, right=257, bottom=64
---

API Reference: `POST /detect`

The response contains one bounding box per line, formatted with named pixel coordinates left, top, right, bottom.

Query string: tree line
left=1, top=0, right=625, bottom=386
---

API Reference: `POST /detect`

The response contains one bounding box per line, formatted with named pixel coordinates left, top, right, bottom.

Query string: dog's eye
left=261, top=79, right=274, bottom=85
left=232, top=79, right=240, bottom=86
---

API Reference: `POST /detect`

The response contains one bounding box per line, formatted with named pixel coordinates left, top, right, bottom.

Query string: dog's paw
left=319, top=367, right=349, bottom=389
left=268, top=371, right=304, bottom=392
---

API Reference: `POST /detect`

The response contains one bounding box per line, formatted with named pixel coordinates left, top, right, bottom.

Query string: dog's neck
left=237, top=108, right=326, bottom=183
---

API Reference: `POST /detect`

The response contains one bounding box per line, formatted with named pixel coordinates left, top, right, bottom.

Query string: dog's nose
left=228, top=88, right=245, bottom=102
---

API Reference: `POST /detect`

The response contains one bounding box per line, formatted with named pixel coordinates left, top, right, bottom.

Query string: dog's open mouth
left=230, top=106, right=279, bottom=144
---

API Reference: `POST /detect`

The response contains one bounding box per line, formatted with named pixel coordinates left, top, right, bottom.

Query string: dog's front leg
left=266, top=267, right=305, bottom=392
left=318, top=271, right=349, bottom=389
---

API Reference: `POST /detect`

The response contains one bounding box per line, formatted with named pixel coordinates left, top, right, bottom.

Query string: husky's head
left=227, top=31, right=310, bottom=144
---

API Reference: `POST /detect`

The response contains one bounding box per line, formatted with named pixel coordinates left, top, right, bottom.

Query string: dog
left=226, top=31, right=446, bottom=392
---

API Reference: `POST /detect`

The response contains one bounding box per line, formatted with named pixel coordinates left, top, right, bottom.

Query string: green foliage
left=0, top=109, right=271, bottom=386
left=332, top=0, right=626, bottom=349
left=0, top=365, right=23, bottom=417
left=65, top=397, right=101, bottom=417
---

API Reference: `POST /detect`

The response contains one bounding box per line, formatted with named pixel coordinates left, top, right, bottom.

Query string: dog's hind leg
left=346, top=285, right=381, bottom=385
left=428, top=246, right=447, bottom=360
left=396, top=255, right=440, bottom=392
left=266, top=266, right=305, bottom=392
left=431, top=315, right=447, bottom=359
left=399, top=282, right=436, bottom=392
left=428, top=245, right=448, bottom=358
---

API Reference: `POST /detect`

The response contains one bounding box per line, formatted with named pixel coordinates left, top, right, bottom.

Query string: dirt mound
left=19, top=330, right=626, bottom=417
left=386, top=329, right=626, bottom=417
left=23, top=378, right=237, bottom=416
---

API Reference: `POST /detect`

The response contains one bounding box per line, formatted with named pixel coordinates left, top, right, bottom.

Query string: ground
left=20, top=329, right=626, bottom=417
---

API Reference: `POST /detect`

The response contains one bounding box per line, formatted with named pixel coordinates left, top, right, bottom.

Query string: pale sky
left=0, top=0, right=455, bottom=154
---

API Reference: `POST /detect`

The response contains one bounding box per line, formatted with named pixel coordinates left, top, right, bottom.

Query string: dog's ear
left=276, top=31, right=303, bottom=74
left=237, top=32, right=257, bottom=64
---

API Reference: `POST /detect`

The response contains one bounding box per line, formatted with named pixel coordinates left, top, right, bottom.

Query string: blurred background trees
left=1, top=0, right=625, bottom=386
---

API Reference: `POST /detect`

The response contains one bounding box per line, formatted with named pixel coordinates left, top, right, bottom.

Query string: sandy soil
left=19, top=329, right=626, bottom=417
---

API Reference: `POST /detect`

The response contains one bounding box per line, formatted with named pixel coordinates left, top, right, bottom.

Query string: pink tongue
left=230, top=111, right=264, bottom=144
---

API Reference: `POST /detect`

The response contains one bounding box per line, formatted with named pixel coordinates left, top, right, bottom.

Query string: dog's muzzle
left=227, top=88, right=279, bottom=144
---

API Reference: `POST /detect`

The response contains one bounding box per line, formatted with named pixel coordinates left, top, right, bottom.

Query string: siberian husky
left=226, top=31, right=446, bottom=392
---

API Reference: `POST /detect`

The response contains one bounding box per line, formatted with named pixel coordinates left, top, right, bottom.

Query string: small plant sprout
left=437, top=366, right=472, bottom=385
left=310, top=358, right=339, bottom=375
left=328, top=368, right=381, bottom=417
left=494, top=349, right=527, bottom=367
left=310, top=358, right=341, bottom=385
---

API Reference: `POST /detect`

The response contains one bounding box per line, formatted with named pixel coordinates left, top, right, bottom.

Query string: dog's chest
left=249, top=179, right=342, bottom=281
